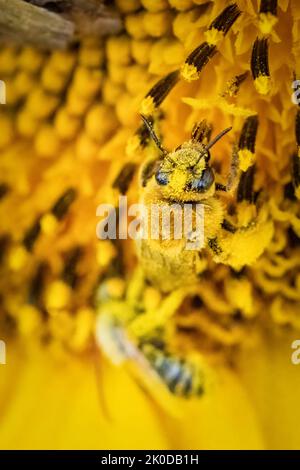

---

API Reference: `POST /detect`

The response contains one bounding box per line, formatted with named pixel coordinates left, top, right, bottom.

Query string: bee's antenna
left=140, top=114, right=166, bottom=155
left=194, top=126, right=232, bottom=166
left=205, top=126, right=232, bottom=152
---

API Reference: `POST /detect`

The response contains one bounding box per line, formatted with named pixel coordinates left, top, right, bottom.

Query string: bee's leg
left=95, top=267, right=145, bottom=365
left=213, top=164, right=274, bottom=268
left=216, top=114, right=259, bottom=193
left=125, top=265, right=147, bottom=309
left=128, top=287, right=197, bottom=338
left=215, top=144, right=240, bottom=193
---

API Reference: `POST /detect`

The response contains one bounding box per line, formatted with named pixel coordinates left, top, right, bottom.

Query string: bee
left=96, top=262, right=209, bottom=404
left=96, top=3, right=275, bottom=401
left=137, top=116, right=233, bottom=293
left=136, top=108, right=273, bottom=292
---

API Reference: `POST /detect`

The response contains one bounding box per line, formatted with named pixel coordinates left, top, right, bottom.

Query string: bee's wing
left=91, top=340, right=112, bottom=422
left=124, top=340, right=187, bottom=418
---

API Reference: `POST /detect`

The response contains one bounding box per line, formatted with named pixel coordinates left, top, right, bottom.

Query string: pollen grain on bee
left=96, top=196, right=204, bottom=251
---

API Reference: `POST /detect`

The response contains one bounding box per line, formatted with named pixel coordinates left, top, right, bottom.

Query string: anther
left=251, top=37, right=271, bottom=94
left=51, top=187, right=77, bottom=220
left=208, top=3, right=241, bottom=35
left=23, top=217, right=41, bottom=252
left=140, top=70, right=179, bottom=115
left=237, top=165, right=256, bottom=203
left=259, top=0, right=277, bottom=16
left=238, top=115, right=259, bottom=171
left=62, top=246, right=83, bottom=289
left=113, top=162, right=137, bottom=195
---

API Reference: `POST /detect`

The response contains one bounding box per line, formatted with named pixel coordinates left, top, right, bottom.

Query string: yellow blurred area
left=0, top=339, right=263, bottom=450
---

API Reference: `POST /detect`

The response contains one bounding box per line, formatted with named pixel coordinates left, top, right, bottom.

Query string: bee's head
left=141, top=115, right=231, bottom=202
left=155, top=143, right=215, bottom=201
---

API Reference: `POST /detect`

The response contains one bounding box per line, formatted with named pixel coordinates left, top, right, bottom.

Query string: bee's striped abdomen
left=141, top=343, right=205, bottom=398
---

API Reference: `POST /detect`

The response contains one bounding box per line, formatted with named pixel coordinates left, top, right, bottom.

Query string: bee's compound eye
left=155, top=170, right=169, bottom=186
left=190, top=167, right=214, bottom=192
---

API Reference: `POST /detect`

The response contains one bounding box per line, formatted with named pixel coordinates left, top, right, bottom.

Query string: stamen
left=295, top=109, right=300, bottom=149
left=0, top=234, right=10, bottom=264
left=222, top=71, right=249, bottom=97
left=238, top=115, right=259, bottom=171
left=251, top=38, right=271, bottom=95
left=23, top=188, right=77, bottom=251
left=28, top=262, right=49, bottom=309
left=239, top=116, right=259, bottom=153
left=136, top=122, right=151, bottom=148
left=208, top=3, right=241, bottom=35
left=112, top=162, right=137, bottom=195
left=181, top=42, right=217, bottom=82
left=182, top=4, right=241, bottom=82
left=292, top=153, right=300, bottom=192
left=191, top=120, right=212, bottom=143
left=237, top=165, right=255, bottom=203
left=258, top=1, right=278, bottom=35
left=51, top=188, right=77, bottom=220
left=62, top=246, right=83, bottom=289
left=284, top=182, right=296, bottom=201
left=140, top=70, right=179, bottom=115
left=0, top=183, right=10, bottom=200
left=23, top=217, right=41, bottom=252
left=259, top=0, right=277, bottom=15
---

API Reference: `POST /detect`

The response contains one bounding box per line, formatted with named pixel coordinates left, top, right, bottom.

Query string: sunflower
left=0, top=0, right=300, bottom=450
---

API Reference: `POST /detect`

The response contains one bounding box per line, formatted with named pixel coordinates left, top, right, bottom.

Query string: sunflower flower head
left=0, top=0, right=300, bottom=450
